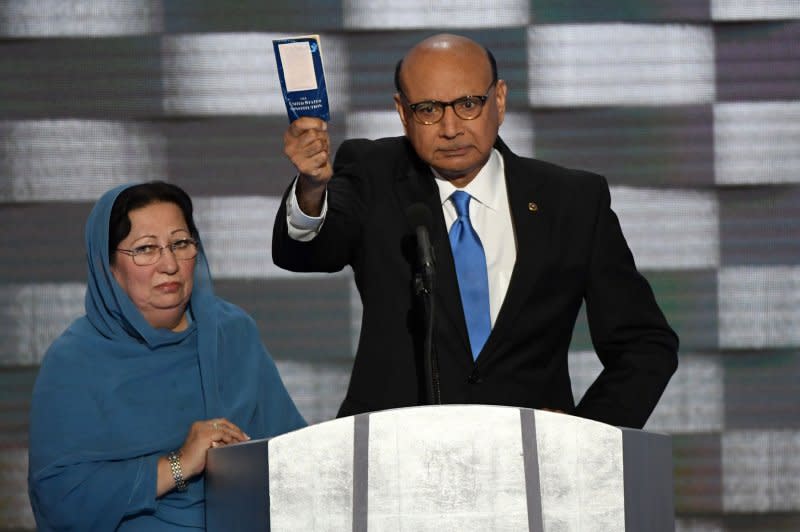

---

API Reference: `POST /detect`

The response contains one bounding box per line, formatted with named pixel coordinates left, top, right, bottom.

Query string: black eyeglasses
left=403, top=80, right=497, bottom=125
left=117, top=238, right=198, bottom=266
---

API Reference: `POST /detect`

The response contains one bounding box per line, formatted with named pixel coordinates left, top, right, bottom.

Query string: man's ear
left=495, top=79, right=508, bottom=126
left=394, top=93, right=409, bottom=130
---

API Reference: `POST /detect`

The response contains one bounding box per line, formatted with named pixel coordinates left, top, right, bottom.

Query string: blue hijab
left=29, top=183, right=306, bottom=531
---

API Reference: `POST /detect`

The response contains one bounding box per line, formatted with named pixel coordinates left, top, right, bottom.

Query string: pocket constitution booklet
left=273, top=35, right=330, bottom=122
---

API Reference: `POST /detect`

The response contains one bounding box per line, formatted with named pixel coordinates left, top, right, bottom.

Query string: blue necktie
left=448, top=191, right=491, bottom=360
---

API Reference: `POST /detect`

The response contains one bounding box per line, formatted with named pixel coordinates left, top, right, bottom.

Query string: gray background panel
left=1, top=0, right=799, bottom=529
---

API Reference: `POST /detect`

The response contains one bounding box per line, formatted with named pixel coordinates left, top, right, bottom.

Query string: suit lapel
left=392, top=141, right=473, bottom=361
left=477, top=143, right=553, bottom=365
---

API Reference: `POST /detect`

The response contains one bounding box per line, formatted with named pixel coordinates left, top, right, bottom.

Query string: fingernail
left=321, top=122, right=327, bottom=131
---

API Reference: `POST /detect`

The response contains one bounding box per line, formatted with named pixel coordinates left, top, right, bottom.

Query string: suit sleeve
left=575, top=176, right=679, bottom=429
left=272, top=139, right=371, bottom=273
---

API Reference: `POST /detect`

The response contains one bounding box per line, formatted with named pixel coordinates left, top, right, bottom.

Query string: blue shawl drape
left=28, top=184, right=306, bottom=530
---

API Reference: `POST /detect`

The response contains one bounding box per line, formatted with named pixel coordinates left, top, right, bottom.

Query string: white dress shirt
left=286, top=148, right=518, bottom=326
left=432, top=149, right=516, bottom=326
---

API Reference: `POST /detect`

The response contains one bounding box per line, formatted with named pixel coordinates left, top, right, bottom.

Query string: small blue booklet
left=273, top=35, right=330, bottom=122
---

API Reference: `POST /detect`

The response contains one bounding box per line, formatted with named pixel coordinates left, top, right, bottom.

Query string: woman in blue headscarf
left=28, top=181, right=306, bottom=530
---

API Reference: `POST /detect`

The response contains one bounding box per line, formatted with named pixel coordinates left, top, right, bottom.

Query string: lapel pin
left=528, top=202, right=539, bottom=213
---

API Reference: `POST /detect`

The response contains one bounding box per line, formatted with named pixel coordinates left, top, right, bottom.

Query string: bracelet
left=167, top=450, right=187, bottom=492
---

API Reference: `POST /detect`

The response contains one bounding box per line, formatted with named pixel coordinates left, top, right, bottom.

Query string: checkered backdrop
left=1, top=1, right=799, bottom=529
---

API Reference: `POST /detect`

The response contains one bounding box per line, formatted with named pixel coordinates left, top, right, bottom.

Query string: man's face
left=394, top=46, right=507, bottom=187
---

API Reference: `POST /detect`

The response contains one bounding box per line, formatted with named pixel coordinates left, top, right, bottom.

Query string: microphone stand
left=414, top=227, right=441, bottom=405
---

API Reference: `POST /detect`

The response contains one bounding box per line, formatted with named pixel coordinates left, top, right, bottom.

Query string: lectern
left=206, top=405, right=674, bottom=531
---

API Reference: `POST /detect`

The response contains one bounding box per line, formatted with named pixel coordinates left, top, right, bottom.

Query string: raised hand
left=284, top=117, right=332, bottom=216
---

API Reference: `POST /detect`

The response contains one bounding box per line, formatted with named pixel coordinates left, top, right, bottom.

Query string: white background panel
left=193, top=196, right=276, bottom=279
left=345, top=110, right=404, bottom=140
left=348, top=278, right=362, bottom=357
left=161, top=33, right=349, bottom=116
left=569, top=350, right=725, bottom=433
left=498, top=112, right=536, bottom=158
left=645, top=353, right=725, bottom=433
left=275, top=360, right=351, bottom=425
left=528, top=24, right=715, bottom=107
left=712, top=0, right=800, bottom=21
left=368, top=405, right=528, bottom=531
left=611, top=186, right=719, bottom=270
left=0, top=120, right=166, bottom=201
left=0, top=0, right=163, bottom=37
left=714, top=102, right=800, bottom=185
left=567, top=349, right=604, bottom=403
left=193, top=196, right=339, bottom=280
left=722, top=430, right=800, bottom=511
left=0, top=283, right=85, bottom=366
left=343, top=0, right=529, bottom=29
left=161, top=34, right=281, bottom=116
left=718, top=266, right=800, bottom=349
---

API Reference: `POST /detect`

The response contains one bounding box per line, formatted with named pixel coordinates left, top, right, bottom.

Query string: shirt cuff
left=286, top=177, right=327, bottom=242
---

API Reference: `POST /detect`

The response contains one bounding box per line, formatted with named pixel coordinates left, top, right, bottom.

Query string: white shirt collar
left=432, top=148, right=504, bottom=212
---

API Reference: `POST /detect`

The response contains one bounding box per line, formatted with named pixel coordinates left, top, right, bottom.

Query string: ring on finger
left=212, top=421, right=219, bottom=430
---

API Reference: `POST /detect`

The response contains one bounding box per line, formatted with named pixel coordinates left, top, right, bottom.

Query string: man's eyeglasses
left=403, top=80, right=497, bottom=125
left=117, top=238, right=198, bottom=266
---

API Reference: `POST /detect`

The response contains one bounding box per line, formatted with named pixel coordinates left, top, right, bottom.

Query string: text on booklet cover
left=273, top=35, right=330, bottom=122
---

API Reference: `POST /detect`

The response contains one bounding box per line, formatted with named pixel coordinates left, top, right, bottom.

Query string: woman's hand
left=157, top=418, right=249, bottom=496
left=179, top=418, right=250, bottom=478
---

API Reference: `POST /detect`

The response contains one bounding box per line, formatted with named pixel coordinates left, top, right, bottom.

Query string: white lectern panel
left=535, top=410, right=625, bottom=531
left=268, top=416, right=355, bottom=530
left=206, top=405, right=674, bottom=531
left=368, top=405, right=528, bottom=531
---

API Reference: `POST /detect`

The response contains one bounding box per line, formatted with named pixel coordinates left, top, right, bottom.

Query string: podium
left=206, top=405, right=674, bottom=531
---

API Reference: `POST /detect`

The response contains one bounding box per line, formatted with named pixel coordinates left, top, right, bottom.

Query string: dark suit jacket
left=273, top=136, right=678, bottom=429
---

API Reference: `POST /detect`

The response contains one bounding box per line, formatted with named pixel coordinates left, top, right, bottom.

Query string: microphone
left=405, top=203, right=440, bottom=405
left=406, top=203, right=435, bottom=294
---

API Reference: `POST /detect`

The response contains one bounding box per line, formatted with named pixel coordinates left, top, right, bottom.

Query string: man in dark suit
left=272, top=33, right=678, bottom=429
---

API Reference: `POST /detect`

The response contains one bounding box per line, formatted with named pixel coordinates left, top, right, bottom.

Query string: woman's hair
left=108, top=181, right=199, bottom=264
